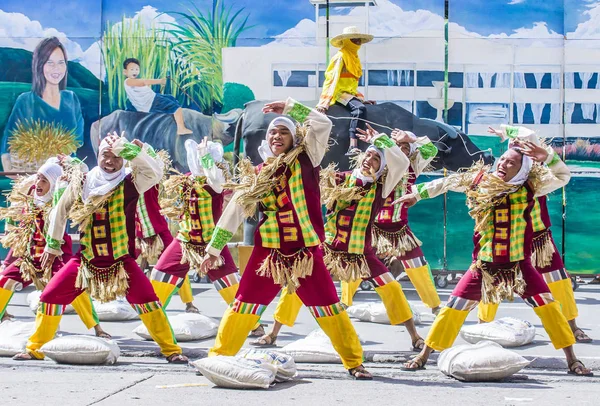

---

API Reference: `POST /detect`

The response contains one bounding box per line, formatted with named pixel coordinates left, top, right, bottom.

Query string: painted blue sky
left=3, top=0, right=600, bottom=47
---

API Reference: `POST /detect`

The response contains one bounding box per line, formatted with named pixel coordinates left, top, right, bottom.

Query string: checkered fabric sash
left=530, top=198, right=546, bottom=233
left=178, top=178, right=215, bottom=243
left=325, top=174, right=377, bottom=255
left=258, top=160, right=319, bottom=249
left=81, top=183, right=127, bottom=261
left=478, top=186, right=531, bottom=263
left=136, top=192, right=155, bottom=238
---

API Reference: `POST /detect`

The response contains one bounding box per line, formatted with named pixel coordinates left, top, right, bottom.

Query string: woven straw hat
left=331, top=26, right=374, bottom=48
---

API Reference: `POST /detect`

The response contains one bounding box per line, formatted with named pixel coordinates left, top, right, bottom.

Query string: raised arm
left=284, top=98, right=332, bottom=167
left=197, top=142, right=226, bottom=193
left=533, top=150, right=571, bottom=197
left=372, top=134, right=410, bottom=198
left=411, top=135, right=438, bottom=176
left=44, top=182, right=76, bottom=256
left=111, top=138, right=164, bottom=194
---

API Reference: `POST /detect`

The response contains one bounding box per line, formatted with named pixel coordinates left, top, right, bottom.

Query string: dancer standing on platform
left=201, top=98, right=373, bottom=379
left=397, top=131, right=592, bottom=376
left=253, top=124, right=425, bottom=352
left=477, top=125, right=592, bottom=343
left=13, top=133, right=187, bottom=363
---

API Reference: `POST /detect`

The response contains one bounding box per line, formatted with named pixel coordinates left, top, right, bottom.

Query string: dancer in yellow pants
left=398, top=133, right=592, bottom=376
left=0, top=157, right=108, bottom=338
left=253, top=124, right=424, bottom=352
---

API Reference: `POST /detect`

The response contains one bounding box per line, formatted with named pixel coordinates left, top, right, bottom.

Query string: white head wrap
left=185, top=138, right=224, bottom=177
left=83, top=135, right=127, bottom=202
left=504, top=147, right=533, bottom=186
left=258, top=116, right=298, bottom=161
left=34, top=158, right=63, bottom=205
left=352, top=145, right=387, bottom=184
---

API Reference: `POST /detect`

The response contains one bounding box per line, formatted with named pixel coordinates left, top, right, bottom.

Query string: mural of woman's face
left=43, top=47, right=67, bottom=87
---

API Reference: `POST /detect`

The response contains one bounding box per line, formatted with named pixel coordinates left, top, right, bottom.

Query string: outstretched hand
left=40, top=252, right=57, bottom=270
left=487, top=126, right=503, bottom=137
left=391, top=194, right=418, bottom=208
left=391, top=129, right=416, bottom=145
left=356, top=123, right=378, bottom=143
left=520, top=141, right=549, bottom=163
left=262, top=101, right=286, bottom=115
left=200, top=254, right=221, bottom=275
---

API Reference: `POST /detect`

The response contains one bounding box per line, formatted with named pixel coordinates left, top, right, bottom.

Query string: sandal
left=12, top=352, right=35, bottom=361
left=401, top=354, right=427, bottom=371
left=95, top=330, right=112, bottom=339
left=573, top=328, right=593, bottom=343
left=251, top=333, right=277, bottom=348
left=348, top=365, right=373, bottom=380
left=345, top=147, right=362, bottom=157
left=411, top=337, right=425, bottom=352
left=167, top=353, right=189, bottom=364
left=568, top=359, right=594, bottom=377
left=249, top=324, right=267, bottom=338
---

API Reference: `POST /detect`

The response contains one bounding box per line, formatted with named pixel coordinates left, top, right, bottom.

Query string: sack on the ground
left=94, top=299, right=138, bottom=321
left=237, top=348, right=297, bottom=382
left=0, top=320, right=36, bottom=356
left=346, top=302, right=422, bottom=325
left=133, top=313, right=218, bottom=342
left=40, top=335, right=120, bottom=365
left=27, top=291, right=74, bottom=314
left=280, top=329, right=360, bottom=364
left=460, top=318, right=536, bottom=347
left=438, top=341, right=531, bottom=381
left=191, top=356, right=277, bottom=389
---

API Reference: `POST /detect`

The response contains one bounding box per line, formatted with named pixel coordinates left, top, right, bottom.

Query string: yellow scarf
left=338, top=39, right=362, bottom=78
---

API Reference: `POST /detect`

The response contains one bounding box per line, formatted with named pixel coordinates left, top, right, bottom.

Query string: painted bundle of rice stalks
left=8, top=119, right=79, bottom=165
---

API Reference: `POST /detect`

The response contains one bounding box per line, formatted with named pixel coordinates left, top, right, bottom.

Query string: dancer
left=477, top=125, right=592, bottom=343
left=397, top=133, right=592, bottom=376
left=0, top=157, right=109, bottom=339
left=149, top=138, right=244, bottom=313
left=201, top=98, right=373, bottom=379
left=13, top=133, right=187, bottom=363
left=136, top=184, right=200, bottom=313
left=253, top=124, right=425, bottom=353
left=317, top=26, right=374, bottom=156
left=369, top=129, right=440, bottom=314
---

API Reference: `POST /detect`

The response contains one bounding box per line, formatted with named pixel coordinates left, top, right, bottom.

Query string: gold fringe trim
left=257, top=248, right=314, bottom=294
left=471, top=260, right=526, bottom=304
left=17, top=258, right=51, bottom=291
left=372, top=224, right=422, bottom=257
left=322, top=245, right=370, bottom=282
left=531, top=230, right=555, bottom=269
left=136, top=235, right=165, bottom=264
left=75, top=259, right=130, bottom=303
left=180, top=242, right=222, bottom=276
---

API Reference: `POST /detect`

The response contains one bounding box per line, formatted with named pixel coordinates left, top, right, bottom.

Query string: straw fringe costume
left=24, top=138, right=182, bottom=359
left=364, top=135, right=441, bottom=309
left=150, top=141, right=239, bottom=308
left=0, top=171, right=98, bottom=329
left=206, top=98, right=365, bottom=370
left=477, top=125, right=578, bottom=324
left=274, top=133, right=416, bottom=329
left=414, top=144, right=575, bottom=352
left=135, top=185, right=195, bottom=305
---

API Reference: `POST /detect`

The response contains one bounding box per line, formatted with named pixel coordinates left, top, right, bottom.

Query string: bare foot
left=177, top=127, right=194, bottom=135
left=13, top=352, right=35, bottom=361
left=185, top=303, right=200, bottom=314
left=167, top=353, right=189, bottom=364
left=94, top=325, right=112, bottom=339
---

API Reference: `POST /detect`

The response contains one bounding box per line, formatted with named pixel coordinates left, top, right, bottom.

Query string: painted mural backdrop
left=0, top=0, right=598, bottom=274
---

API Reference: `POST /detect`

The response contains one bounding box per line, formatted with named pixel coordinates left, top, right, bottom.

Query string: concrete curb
left=119, top=346, right=600, bottom=371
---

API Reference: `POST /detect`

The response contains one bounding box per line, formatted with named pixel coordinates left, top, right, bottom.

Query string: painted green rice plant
left=166, top=0, right=253, bottom=109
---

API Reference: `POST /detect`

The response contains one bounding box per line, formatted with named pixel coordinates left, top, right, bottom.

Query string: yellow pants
left=178, top=276, right=194, bottom=304
left=405, top=264, right=441, bottom=309
left=341, top=280, right=362, bottom=307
